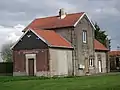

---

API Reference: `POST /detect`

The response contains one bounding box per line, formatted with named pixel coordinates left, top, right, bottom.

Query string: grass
left=0, top=73, right=120, bottom=90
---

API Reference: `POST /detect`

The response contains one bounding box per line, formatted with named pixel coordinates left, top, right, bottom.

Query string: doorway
left=97, top=54, right=102, bottom=73
left=84, top=57, right=89, bottom=73
left=25, top=54, right=36, bottom=76
left=28, top=58, right=34, bottom=76
left=116, top=57, right=119, bottom=70
left=98, top=60, right=102, bottom=73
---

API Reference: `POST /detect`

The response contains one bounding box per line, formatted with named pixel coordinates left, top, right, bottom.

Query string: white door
left=98, top=60, right=102, bottom=72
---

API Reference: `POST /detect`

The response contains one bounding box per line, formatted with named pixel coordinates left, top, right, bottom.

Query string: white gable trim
left=73, top=13, right=96, bottom=30
left=11, top=28, right=73, bottom=50
left=74, top=13, right=85, bottom=27
left=30, top=29, right=73, bottom=48
left=10, top=28, right=50, bottom=50
left=10, top=29, right=29, bottom=50
left=30, top=29, right=50, bottom=46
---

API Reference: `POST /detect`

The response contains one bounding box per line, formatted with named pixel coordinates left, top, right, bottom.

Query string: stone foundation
left=77, top=70, right=85, bottom=76
left=13, top=72, right=27, bottom=76
left=36, top=71, right=51, bottom=77
left=89, top=67, right=96, bottom=74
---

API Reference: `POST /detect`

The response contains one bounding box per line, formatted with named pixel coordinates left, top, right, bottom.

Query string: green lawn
left=0, top=73, right=120, bottom=90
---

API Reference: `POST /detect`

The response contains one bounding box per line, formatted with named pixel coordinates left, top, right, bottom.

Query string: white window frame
left=82, top=30, right=87, bottom=43
left=89, top=58, right=94, bottom=67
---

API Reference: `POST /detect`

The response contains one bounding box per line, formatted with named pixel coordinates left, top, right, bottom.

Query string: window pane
left=82, top=30, right=87, bottom=43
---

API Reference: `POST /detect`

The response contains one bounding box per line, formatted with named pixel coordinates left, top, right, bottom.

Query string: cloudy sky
left=0, top=0, right=120, bottom=53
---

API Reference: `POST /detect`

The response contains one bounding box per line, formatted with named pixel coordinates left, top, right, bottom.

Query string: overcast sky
left=0, top=0, right=120, bottom=52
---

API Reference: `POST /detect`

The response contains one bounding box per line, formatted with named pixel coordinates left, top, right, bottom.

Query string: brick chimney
left=59, top=8, right=66, bottom=19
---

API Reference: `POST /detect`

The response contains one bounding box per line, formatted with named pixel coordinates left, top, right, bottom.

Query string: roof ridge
left=23, top=11, right=85, bottom=32
left=35, top=12, right=85, bottom=20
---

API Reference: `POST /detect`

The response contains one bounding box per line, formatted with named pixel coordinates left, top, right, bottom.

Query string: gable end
left=11, top=30, right=48, bottom=50
left=74, top=13, right=95, bottom=30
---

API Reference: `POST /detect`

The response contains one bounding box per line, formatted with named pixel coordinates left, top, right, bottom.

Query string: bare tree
left=1, top=42, right=13, bottom=62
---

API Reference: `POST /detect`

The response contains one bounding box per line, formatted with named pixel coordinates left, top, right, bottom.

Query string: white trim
left=98, top=60, right=102, bottom=73
left=89, top=58, right=94, bottom=67
left=73, top=13, right=96, bottom=30
left=85, top=13, right=96, bottom=30
left=74, top=13, right=85, bottom=27
left=25, top=54, right=36, bottom=76
left=30, top=29, right=49, bottom=45
left=82, top=30, right=87, bottom=43
left=30, top=29, right=72, bottom=48
left=10, top=29, right=30, bottom=50
left=10, top=28, right=50, bottom=50
left=30, top=29, right=50, bottom=45
left=11, top=28, right=73, bottom=50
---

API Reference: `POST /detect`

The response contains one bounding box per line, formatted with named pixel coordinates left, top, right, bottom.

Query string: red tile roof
left=33, top=29, right=107, bottom=50
left=24, top=12, right=84, bottom=31
left=109, top=51, right=120, bottom=56
left=94, top=39, right=108, bottom=51
left=32, top=28, right=73, bottom=48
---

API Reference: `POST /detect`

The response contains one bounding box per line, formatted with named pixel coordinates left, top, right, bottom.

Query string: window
left=89, top=58, right=94, bottom=66
left=82, top=30, right=87, bottom=43
left=89, top=55, right=94, bottom=67
left=97, top=54, right=102, bottom=72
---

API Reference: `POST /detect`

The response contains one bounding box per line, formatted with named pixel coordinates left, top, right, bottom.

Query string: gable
left=12, top=29, right=73, bottom=50
left=74, top=14, right=95, bottom=30
left=13, top=31, right=48, bottom=50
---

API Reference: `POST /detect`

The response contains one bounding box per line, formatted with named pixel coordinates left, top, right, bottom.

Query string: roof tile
left=94, top=39, right=108, bottom=51
left=24, top=12, right=84, bottom=31
left=109, top=51, right=120, bottom=56
left=32, top=28, right=73, bottom=48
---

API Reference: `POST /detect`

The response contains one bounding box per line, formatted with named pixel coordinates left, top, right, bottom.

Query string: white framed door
left=25, top=54, right=36, bottom=76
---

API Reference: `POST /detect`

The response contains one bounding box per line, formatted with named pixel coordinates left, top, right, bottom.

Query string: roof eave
left=49, top=45, right=74, bottom=49
left=42, top=26, right=74, bottom=30
left=95, top=49, right=109, bottom=52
